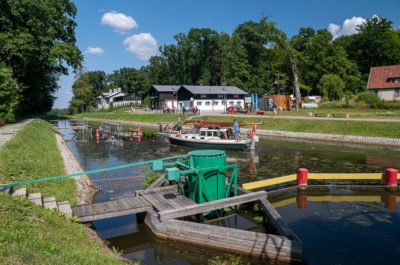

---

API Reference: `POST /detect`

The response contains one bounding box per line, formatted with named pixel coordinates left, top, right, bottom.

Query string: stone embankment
left=255, top=129, right=400, bottom=147
left=53, top=128, right=99, bottom=204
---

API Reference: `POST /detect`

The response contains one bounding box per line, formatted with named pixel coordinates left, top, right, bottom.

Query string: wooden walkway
left=72, top=185, right=195, bottom=222
left=70, top=183, right=303, bottom=263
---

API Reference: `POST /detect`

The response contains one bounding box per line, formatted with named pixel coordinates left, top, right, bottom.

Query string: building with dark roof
left=149, top=85, right=180, bottom=110
left=178, top=85, right=248, bottom=111
left=367, top=65, right=400, bottom=101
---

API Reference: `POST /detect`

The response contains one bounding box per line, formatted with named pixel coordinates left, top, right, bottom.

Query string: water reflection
left=58, top=121, right=400, bottom=265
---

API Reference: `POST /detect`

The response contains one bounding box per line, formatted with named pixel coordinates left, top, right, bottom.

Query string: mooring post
left=129, top=127, right=133, bottom=136
left=297, top=168, right=308, bottom=187
left=137, top=127, right=141, bottom=136
left=385, top=168, right=398, bottom=187
left=296, top=194, right=308, bottom=209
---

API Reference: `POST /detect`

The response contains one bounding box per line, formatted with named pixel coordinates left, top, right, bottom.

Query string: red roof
left=367, top=65, right=400, bottom=90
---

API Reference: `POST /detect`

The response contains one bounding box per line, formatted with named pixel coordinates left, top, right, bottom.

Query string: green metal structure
left=1, top=150, right=238, bottom=204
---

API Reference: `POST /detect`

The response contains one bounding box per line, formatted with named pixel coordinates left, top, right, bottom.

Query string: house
left=367, top=65, right=400, bottom=101
left=177, top=85, right=248, bottom=111
left=149, top=85, right=180, bottom=110
left=97, top=88, right=142, bottom=109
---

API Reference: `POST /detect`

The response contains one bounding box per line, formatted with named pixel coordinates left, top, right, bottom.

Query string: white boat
left=168, top=127, right=255, bottom=151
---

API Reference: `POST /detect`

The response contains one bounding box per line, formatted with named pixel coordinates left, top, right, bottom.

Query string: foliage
left=0, top=65, right=19, bottom=122
left=141, top=171, right=161, bottom=189
left=317, top=74, right=345, bottom=101
left=208, top=255, right=250, bottom=265
left=0, top=0, right=82, bottom=116
left=356, top=91, right=383, bottom=108
left=0, top=119, right=76, bottom=203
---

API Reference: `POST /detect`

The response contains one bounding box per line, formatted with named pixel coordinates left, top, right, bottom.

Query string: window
left=207, top=131, right=213, bottom=137
left=205, top=101, right=211, bottom=106
left=214, top=101, right=219, bottom=106
left=233, top=94, right=239, bottom=98
left=229, top=101, right=234, bottom=106
left=218, top=94, right=224, bottom=98
left=236, top=101, right=242, bottom=105
left=200, top=94, right=207, bottom=98
left=196, top=101, right=202, bottom=106
left=395, top=89, right=400, bottom=98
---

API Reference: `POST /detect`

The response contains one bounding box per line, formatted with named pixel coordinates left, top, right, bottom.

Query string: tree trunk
left=288, top=53, right=301, bottom=111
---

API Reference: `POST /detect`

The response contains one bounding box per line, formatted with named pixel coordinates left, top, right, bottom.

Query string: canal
left=61, top=123, right=400, bottom=264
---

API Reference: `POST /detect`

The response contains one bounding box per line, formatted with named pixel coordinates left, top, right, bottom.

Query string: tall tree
left=0, top=0, right=82, bottom=115
left=0, top=65, right=19, bottom=122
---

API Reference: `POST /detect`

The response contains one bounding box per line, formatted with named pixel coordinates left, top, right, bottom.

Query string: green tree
left=0, top=0, right=82, bottom=115
left=0, top=65, right=19, bottom=122
left=317, top=74, right=345, bottom=101
left=70, top=73, right=91, bottom=113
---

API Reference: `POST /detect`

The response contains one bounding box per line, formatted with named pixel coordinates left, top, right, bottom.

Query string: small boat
left=168, top=127, right=254, bottom=151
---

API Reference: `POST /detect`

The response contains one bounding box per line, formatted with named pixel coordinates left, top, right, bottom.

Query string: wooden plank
left=165, top=222, right=302, bottom=259
left=148, top=175, right=166, bottom=189
left=136, top=185, right=177, bottom=196
left=78, top=206, right=152, bottom=222
left=158, top=191, right=267, bottom=221
left=308, top=173, right=384, bottom=180
left=242, top=175, right=297, bottom=190
left=260, top=198, right=300, bottom=241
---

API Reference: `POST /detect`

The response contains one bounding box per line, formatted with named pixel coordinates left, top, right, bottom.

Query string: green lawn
left=0, top=193, right=131, bottom=265
left=236, top=108, right=400, bottom=118
left=198, top=116, right=400, bottom=138
left=73, top=111, right=189, bottom=123
left=0, top=119, right=131, bottom=265
left=0, top=119, right=76, bottom=203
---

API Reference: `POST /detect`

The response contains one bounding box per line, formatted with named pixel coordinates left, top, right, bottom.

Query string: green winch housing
left=154, top=150, right=238, bottom=204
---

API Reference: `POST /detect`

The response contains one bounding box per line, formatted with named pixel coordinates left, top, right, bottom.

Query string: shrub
left=356, top=91, right=383, bottom=108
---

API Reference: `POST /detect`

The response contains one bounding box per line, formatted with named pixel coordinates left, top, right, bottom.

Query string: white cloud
left=101, top=11, right=138, bottom=33
left=328, top=16, right=366, bottom=40
left=123, top=33, right=158, bottom=60
left=85, top=46, right=104, bottom=55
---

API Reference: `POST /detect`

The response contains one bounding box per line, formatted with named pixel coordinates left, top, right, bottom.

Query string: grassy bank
left=0, top=119, right=131, bottom=265
left=198, top=116, right=400, bottom=138
left=0, top=193, right=131, bottom=265
left=72, top=110, right=189, bottom=123
left=0, top=119, right=76, bottom=203
left=73, top=110, right=400, bottom=138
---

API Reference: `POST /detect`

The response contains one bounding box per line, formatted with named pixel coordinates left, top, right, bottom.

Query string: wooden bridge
left=71, top=182, right=303, bottom=263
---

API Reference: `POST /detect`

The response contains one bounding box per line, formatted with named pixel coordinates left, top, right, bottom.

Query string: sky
left=54, top=0, right=400, bottom=108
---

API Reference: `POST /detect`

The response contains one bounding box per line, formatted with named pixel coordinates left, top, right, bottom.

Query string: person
left=233, top=119, right=240, bottom=141
left=182, top=105, right=186, bottom=114
left=175, top=117, right=183, bottom=136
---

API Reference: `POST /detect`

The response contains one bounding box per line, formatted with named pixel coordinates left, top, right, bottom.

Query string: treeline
left=0, top=0, right=82, bottom=122
left=71, top=16, right=400, bottom=113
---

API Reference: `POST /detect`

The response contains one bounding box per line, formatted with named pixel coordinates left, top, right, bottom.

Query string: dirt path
left=0, top=119, right=33, bottom=148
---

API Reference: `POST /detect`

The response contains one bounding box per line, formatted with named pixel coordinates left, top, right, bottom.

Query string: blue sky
left=54, top=0, right=400, bottom=108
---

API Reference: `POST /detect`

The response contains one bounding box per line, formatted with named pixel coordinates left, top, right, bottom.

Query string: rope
left=0, top=153, right=188, bottom=188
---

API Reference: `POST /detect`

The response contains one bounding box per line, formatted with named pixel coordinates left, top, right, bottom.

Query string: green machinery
left=151, top=150, right=238, bottom=203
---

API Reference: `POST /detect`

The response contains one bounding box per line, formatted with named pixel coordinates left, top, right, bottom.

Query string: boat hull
left=169, top=136, right=249, bottom=151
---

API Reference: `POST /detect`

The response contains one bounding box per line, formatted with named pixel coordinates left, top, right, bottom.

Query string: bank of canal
left=60, top=121, right=400, bottom=265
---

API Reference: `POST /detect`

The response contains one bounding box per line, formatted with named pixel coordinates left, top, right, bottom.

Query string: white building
left=177, top=85, right=248, bottom=112
left=97, top=88, right=142, bottom=109
left=367, top=65, right=400, bottom=101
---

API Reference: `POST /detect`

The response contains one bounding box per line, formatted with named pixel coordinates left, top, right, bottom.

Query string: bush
left=356, top=91, right=383, bottom=108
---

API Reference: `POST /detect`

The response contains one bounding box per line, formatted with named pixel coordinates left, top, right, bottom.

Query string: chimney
left=118, top=87, right=121, bottom=92
left=109, top=89, right=112, bottom=93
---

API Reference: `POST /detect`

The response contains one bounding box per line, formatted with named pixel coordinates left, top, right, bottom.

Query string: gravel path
left=0, top=119, right=33, bottom=148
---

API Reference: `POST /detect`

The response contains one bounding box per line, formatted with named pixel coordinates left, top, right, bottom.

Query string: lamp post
left=222, top=88, right=227, bottom=113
